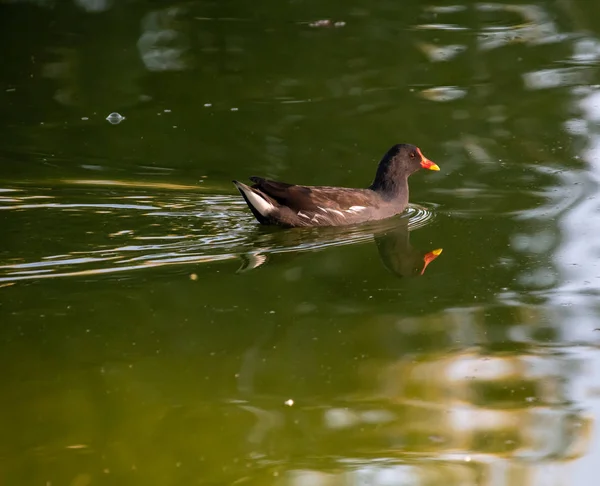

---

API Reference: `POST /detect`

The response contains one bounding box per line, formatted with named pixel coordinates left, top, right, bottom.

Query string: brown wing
left=309, top=187, right=382, bottom=211
left=249, top=177, right=378, bottom=212
left=249, top=177, right=315, bottom=210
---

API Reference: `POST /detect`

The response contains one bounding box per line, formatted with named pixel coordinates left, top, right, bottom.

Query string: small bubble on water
left=164, top=109, right=172, bottom=113
left=204, top=103, right=212, bottom=107
left=106, top=112, right=125, bottom=124
left=81, top=117, right=89, bottom=121
left=231, top=107, right=239, bottom=111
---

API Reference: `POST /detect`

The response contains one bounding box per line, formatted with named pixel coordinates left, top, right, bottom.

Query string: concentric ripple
left=0, top=182, right=436, bottom=283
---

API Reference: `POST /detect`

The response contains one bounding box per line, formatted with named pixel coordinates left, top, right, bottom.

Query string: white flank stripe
left=348, top=205, right=366, bottom=212
left=316, top=206, right=345, bottom=217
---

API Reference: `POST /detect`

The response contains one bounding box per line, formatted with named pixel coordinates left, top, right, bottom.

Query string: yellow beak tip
left=429, top=164, right=441, bottom=171
left=432, top=248, right=443, bottom=256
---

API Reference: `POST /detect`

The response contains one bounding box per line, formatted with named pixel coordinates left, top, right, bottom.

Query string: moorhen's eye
left=410, top=152, right=416, bottom=159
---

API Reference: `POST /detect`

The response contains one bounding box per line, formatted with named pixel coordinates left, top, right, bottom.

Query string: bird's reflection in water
left=237, top=216, right=442, bottom=277
left=374, top=219, right=442, bottom=277
left=235, top=216, right=442, bottom=400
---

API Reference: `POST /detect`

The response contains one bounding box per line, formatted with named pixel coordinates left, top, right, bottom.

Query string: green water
left=2, top=0, right=600, bottom=485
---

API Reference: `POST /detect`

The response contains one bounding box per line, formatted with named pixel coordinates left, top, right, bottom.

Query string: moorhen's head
left=370, top=144, right=439, bottom=194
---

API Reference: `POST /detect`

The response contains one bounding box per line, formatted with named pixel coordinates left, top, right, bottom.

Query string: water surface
left=2, top=1, right=600, bottom=485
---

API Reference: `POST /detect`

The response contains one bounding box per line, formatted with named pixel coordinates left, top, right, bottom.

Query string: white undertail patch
left=235, top=183, right=275, bottom=217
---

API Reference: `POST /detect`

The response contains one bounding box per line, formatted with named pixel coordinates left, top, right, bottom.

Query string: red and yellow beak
left=417, top=148, right=440, bottom=171
left=420, top=248, right=443, bottom=275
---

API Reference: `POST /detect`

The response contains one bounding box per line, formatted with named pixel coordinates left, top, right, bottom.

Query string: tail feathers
left=233, top=180, right=276, bottom=221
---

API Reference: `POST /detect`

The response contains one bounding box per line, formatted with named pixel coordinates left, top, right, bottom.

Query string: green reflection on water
left=1, top=0, right=600, bottom=485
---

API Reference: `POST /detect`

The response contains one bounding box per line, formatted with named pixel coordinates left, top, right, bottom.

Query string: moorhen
left=233, top=143, right=439, bottom=227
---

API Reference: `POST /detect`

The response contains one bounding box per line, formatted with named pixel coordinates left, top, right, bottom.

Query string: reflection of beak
left=421, top=248, right=443, bottom=275
left=417, top=147, right=440, bottom=171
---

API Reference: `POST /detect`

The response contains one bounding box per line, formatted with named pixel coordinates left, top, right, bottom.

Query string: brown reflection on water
left=67, top=179, right=201, bottom=190
left=231, top=311, right=593, bottom=485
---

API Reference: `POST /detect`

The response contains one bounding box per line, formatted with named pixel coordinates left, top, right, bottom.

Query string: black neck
left=369, top=171, right=409, bottom=204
